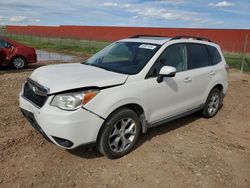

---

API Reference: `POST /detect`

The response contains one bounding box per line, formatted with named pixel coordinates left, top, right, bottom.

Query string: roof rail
left=130, top=34, right=168, bottom=38
left=171, top=35, right=212, bottom=42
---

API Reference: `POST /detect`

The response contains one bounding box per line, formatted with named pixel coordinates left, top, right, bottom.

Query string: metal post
left=241, top=34, right=248, bottom=73
left=60, top=38, right=62, bottom=61
left=39, top=48, right=42, bottom=61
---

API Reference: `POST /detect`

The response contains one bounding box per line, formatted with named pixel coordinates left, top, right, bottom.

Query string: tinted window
left=148, top=44, right=187, bottom=77
left=188, top=44, right=209, bottom=69
left=207, top=45, right=222, bottom=65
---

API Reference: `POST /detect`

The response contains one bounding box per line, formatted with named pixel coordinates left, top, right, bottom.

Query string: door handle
left=209, top=71, right=216, bottom=75
left=184, top=77, right=192, bottom=83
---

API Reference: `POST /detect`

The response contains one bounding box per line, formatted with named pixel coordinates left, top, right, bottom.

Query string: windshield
left=85, top=42, right=160, bottom=75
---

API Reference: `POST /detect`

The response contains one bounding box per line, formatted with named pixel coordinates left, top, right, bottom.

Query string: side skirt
left=145, top=105, right=204, bottom=131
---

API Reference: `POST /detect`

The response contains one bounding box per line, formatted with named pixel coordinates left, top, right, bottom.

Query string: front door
left=145, top=43, right=198, bottom=123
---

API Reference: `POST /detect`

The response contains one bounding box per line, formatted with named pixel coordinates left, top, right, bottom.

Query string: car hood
left=29, top=63, right=128, bottom=94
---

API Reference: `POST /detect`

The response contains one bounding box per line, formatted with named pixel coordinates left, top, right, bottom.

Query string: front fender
left=84, top=85, right=149, bottom=120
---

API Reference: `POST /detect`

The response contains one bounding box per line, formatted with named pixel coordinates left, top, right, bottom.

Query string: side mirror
left=157, top=66, right=176, bottom=83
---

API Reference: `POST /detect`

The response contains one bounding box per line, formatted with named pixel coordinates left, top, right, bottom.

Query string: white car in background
left=20, top=35, right=228, bottom=158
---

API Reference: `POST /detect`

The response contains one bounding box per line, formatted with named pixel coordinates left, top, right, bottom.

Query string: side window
left=148, top=44, right=188, bottom=77
left=0, top=39, right=6, bottom=48
left=207, top=45, right=222, bottom=65
left=188, top=44, right=209, bottom=69
left=0, top=39, right=10, bottom=48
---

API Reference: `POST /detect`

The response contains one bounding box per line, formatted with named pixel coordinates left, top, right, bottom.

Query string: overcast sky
left=0, top=0, right=249, bottom=29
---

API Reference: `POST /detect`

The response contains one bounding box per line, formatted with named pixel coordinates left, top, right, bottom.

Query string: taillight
left=225, top=64, right=229, bottom=74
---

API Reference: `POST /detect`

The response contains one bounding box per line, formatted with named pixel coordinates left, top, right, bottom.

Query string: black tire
left=98, top=108, right=141, bottom=159
left=202, top=88, right=222, bottom=118
left=12, top=56, right=26, bottom=69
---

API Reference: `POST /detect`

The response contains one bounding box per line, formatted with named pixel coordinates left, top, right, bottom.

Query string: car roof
left=119, top=35, right=214, bottom=46
left=120, top=37, right=171, bottom=45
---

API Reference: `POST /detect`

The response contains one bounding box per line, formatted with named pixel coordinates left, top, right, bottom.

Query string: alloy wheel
left=13, top=57, right=25, bottom=69
left=207, top=92, right=220, bottom=116
left=108, top=118, right=136, bottom=153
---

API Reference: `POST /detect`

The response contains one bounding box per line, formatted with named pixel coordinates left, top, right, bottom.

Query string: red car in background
left=0, top=37, right=37, bottom=69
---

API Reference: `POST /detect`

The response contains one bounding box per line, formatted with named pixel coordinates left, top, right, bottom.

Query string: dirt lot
left=0, top=62, right=250, bottom=188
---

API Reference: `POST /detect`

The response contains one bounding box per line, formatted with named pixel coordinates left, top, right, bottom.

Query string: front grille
left=23, top=79, right=49, bottom=108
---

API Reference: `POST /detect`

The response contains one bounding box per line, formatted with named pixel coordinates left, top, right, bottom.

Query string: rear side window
left=188, top=44, right=209, bottom=69
left=207, top=45, right=222, bottom=65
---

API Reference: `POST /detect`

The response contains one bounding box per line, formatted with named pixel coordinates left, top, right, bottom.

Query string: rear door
left=186, top=43, right=214, bottom=105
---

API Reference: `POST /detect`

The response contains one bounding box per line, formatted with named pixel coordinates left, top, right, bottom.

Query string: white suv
left=20, top=35, right=228, bottom=158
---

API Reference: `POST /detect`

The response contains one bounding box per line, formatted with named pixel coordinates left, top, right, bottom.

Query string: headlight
left=50, top=90, right=99, bottom=110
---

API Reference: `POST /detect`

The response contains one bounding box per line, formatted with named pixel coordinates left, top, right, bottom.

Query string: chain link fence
left=0, top=27, right=249, bottom=72
left=0, top=29, right=110, bottom=63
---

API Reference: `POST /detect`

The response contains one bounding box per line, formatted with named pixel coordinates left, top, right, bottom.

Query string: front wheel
left=98, top=108, right=141, bottom=159
left=12, top=57, right=26, bottom=69
left=202, top=88, right=222, bottom=118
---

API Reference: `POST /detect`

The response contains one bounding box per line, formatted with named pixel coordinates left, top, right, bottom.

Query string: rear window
left=188, top=44, right=210, bottom=69
left=207, top=45, right=222, bottom=65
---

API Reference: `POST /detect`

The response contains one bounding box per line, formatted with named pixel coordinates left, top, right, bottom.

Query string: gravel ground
left=0, top=62, right=250, bottom=188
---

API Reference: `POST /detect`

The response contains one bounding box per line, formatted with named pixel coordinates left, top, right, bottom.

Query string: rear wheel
left=202, top=88, right=222, bottom=118
left=12, top=57, right=26, bottom=69
left=98, top=108, right=141, bottom=159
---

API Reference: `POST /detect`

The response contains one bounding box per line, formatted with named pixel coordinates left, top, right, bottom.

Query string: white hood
left=30, top=63, right=128, bottom=94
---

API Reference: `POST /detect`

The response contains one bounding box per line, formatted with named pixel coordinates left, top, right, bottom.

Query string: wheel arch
left=10, top=55, right=27, bottom=64
left=204, top=81, right=224, bottom=101
left=203, top=82, right=224, bottom=106
left=96, top=103, right=147, bottom=145
left=212, top=83, right=223, bottom=92
left=209, top=83, right=224, bottom=99
left=202, top=83, right=224, bottom=118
